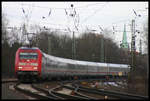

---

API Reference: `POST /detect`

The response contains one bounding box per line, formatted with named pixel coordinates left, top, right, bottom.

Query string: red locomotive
left=15, top=47, right=42, bottom=81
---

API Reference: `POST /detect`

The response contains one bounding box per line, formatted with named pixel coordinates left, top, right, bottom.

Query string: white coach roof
left=43, top=53, right=130, bottom=68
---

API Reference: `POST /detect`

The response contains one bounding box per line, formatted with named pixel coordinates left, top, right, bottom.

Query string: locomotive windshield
left=19, top=52, right=38, bottom=60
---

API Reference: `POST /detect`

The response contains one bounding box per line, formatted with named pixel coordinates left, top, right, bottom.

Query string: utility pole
left=70, top=4, right=78, bottom=60
left=21, top=4, right=33, bottom=46
left=100, top=37, right=104, bottom=62
left=98, top=25, right=104, bottom=62
left=72, top=31, right=76, bottom=59
left=131, top=9, right=142, bottom=71
left=65, top=4, right=79, bottom=59
left=131, top=19, right=136, bottom=71
left=139, top=39, right=142, bottom=55
left=71, top=4, right=75, bottom=60
left=48, top=35, right=51, bottom=54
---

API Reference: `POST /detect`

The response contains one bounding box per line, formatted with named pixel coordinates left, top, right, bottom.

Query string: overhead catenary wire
left=21, top=3, right=71, bottom=10
left=19, top=2, right=107, bottom=10
left=81, top=2, right=109, bottom=24
left=6, top=3, right=145, bottom=32
left=20, top=8, right=63, bottom=30
left=5, top=2, right=135, bottom=33
left=74, top=2, right=107, bottom=9
left=3, top=4, right=146, bottom=53
left=18, top=2, right=109, bottom=25
left=6, top=14, right=139, bottom=37
left=6, top=13, right=74, bottom=33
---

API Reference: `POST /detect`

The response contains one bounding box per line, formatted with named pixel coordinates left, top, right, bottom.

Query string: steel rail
left=49, top=81, right=90, bottom=99
left=32, top=81, right=83, bottom=99
left=2, top=79, right=18, bottom=83
left=74, top=84, right=148, bottom=100
left=51, top=90, right=89, bottom=99
left=14, top=83, right=55, bottom=99
left=62, top=85, right=98, bottom=99
left=32, top=84, right=64, bottom=99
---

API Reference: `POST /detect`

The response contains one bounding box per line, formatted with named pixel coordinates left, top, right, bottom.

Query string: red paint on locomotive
left=15, top=47, right=42, bottom=78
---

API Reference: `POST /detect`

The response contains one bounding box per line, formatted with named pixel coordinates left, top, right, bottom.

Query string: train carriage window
left=79, top=65, right=82, bottom=70
left=99, top=67, right=106, bottom=72
left=77, top=65, right=81, bottom=70
left=68, top=63, right=74, bottom=69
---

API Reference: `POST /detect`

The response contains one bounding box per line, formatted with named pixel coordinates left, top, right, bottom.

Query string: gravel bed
left=2, top=83, right=33, bottom=99
left=33, top=81, right=60, bottom=90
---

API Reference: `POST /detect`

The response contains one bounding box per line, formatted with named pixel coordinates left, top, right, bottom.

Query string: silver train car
left=41, top=53, right=131, bottom=80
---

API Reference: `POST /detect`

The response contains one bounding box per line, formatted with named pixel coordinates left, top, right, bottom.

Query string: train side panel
left=41, top=53, right=131, bottom=80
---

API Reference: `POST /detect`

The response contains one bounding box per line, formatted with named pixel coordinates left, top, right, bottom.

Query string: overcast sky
left=2, top=1, right=148, bottom=52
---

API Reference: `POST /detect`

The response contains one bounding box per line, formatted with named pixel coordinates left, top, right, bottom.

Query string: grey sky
left=2, top=1, right=148, bottom=52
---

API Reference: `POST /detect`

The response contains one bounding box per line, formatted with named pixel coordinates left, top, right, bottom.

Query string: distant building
left=120, top=24, right=129, bottom=51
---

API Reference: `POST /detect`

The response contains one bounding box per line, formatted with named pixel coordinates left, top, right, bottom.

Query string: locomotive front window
left=19, top=52, right=38, bottom=60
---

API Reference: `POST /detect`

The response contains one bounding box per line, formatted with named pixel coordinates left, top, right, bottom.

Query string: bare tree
left=142, top=19, right=148, bottom=54
left=103, top=28, right=114, bottom=40
left=8, top=27, right=21, bottom=46
left=2, top=13, right=9, bottom=43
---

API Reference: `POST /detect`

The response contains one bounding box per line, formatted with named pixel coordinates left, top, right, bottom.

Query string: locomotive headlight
left=18, top=67, right=22, bottom=69
left=33, top=67, right=38, bottom=70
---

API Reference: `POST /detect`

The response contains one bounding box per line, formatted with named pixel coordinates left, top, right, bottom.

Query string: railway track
left=104, top=81, right=128, bottom=92
left=32, top=80, right=93, bottom=99
left=13, top=81, right=91, bottom=99
left=72, top=83, right=148, bottom=100
left=61, top=83, right=99, bottom=99
left=61, top=81, right=116, bottom=99
left=2, top=78, right=18, bottom=83
left=14, top=83, right=55, bottom=99
left=4, top=78, right=148, bottom=100
left=51, top=81, right=95, bottom=99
